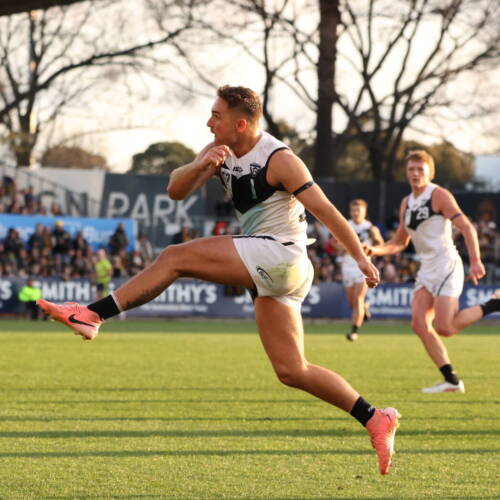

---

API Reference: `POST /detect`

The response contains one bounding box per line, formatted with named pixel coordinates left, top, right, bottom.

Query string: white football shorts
left=232, top=235, right=314, bottom=310
left=341, top=265, right=366, bottom=288
left=414, top=254, right=464, bottom=297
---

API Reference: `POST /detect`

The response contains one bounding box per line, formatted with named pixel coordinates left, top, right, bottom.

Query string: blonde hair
left=349, top=199, right=368, bottom=209
left=405, top=150, right=435, bottom=180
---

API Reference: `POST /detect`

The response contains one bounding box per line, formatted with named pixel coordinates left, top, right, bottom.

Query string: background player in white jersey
left=365, top=150, right=500, bottom=393
left=39, top=85, right=400, bottom=474
left=333, top=199, right=383, bottom=341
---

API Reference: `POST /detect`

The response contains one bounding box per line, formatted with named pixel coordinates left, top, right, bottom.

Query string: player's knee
left=411, top=317, right=426, bottom=335
left=273, top=362, right=306, bottom=388
left=157, top=244, right=181, bottom=269
left=434, top=322, right=457, bottom=337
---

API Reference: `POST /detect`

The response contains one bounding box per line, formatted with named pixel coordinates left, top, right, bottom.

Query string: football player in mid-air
left=39, top=85, right=400, bottom=474
left=365, top=150, right=500, bottom=394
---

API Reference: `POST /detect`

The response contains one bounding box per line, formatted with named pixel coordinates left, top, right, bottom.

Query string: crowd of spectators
left=1, top=172, right=499, bottom=286
left=0, top=221, right=154, bottom=283
left=2, top=217, right=499, bottom=286
left=0, top=176, right=65, bottom=216
left=307, top=217, right=500, bottom=285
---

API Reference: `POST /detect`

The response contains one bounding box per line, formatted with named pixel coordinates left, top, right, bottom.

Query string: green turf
left=0, top=319, right=498, bottom=499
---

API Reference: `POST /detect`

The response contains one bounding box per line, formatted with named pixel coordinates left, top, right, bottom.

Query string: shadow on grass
left=0, top=416, right=347, bottom=423
left=0, top=447, right=498, bottom=459
left=0, top=428, right=357, bottom=439
left=0, top=387, right=271, bottom=392
left=0, top=428, right=498, bottom=439
left=41, top=497, right=500, bottom=500
left=12, top=398, right=322, bottom=405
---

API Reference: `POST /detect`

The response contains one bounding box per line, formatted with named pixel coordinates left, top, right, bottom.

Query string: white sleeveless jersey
left=341, top=219, right=373, bottom=271
left=219, top=131, right=307, bottom=243
left=404, top=183, right=459, bottom=267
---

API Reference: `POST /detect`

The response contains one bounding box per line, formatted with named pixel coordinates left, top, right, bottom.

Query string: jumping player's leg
left=256, top=296, right=358, bottom=410
left=254, top=296, right=400, bottom=474
left=38, top=236, right=254, bottom=338
left=113, top=236, right=254, bottom=310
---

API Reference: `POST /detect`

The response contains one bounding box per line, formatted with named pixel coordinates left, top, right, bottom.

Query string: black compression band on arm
left=450, top=213, right=463, bottom=221
left=292, top=181, right=314, bottom=197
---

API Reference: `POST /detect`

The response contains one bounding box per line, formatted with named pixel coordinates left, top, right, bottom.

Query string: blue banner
left=0, top=214, right=136, bottom=252
left=0, top=278, right=498, bottom=320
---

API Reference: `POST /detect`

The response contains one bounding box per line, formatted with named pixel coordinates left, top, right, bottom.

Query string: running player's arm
left=368, top=199, right=410, bottom=256
left=433, top=187, right=485, bottom=285
left=167, top=143, right=231, bottom=200
left=369, top=225, right=384, bottom=246
left=267, top=150, right=379, bottom=287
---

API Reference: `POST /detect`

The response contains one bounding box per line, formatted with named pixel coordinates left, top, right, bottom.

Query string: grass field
left=0, top=318, right=498, bottom=500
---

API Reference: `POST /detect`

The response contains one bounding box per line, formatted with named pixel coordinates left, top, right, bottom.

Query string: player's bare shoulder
left=266, top=147, right=310, bottom=191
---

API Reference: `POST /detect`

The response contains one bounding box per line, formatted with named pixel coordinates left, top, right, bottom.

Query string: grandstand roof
left=0, top=0, right=85, bottom=16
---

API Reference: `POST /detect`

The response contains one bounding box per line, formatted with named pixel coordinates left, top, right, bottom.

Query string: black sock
left=350, top=396, right=376, bottom=427
left=351, top=325, right=359, bottom=334
left=480, top=297, right=500, bottom=317
left=439, top=364, right=460, bottom=385
left=88, top=295, right=121, bottom=320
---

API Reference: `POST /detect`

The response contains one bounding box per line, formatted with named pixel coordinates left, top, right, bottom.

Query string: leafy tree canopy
left=130, top=142, right=196, bottom=175
left=335, top=138, right=474, bottom=188
left=41, top=145, right=108, bottom=170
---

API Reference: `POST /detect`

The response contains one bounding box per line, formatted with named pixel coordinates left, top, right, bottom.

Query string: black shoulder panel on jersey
left=405, top=196, right=441, bottom=230
left=265, top=147, right=289, bottom=191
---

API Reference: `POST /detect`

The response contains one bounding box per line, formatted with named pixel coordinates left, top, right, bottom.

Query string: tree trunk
left=367, top=144, right=387, bottom=223
left=14, top=114, right=36, bottom=167
left=314, top=0, right=339, bottom=179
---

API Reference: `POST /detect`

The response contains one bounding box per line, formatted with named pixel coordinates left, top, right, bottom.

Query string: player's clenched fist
left=357, top=258, right=380, bottom=288
left=200, top=145, right=232, bottom=172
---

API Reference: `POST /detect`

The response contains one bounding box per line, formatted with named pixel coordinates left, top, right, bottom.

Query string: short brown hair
left=405, top=150, right=435, bottom=180
left=217, top=85, right=262, bottom=121
left=350, top=199, right=367, bottom=209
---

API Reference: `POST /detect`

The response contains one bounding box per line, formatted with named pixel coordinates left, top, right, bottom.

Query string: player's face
left=207, top=97, right=239, bottom=146
left=350, top=204, right=366, bottom=222
left=406, top=160, right=431, bottom=189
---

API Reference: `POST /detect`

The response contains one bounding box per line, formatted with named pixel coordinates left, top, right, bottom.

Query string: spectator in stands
left=72, top=230, right=90, bottom=254
left=29, top=262, right=42, bottom=278
left=42, top=225, right=53, bottom=251
left=171, top=224, right=192, bottom=244
left=111, top=254, right=127, bottom=279
left=18, top=278, right=42, bottom=320
left=95, top=248, right=112, bottom=299
left=398, top=255, right=418, bottom=283
left=71, top=249, right=93, bottom=279
left=3, top=228, right=23, bottom=262
left=50, top=201, right=64, bottom=216
left=109, top=223, right=128, bottom=255
left=319, top=255, right=335, bottom=282
left=137, top=233, right=154, bottom=265
left=377, top=256, right=399, bottom=283
left=51, top=221, right=71, bottom=263
left=28, top=223, right=45, bottom=252
left=129, top=250, right=144, bottom=276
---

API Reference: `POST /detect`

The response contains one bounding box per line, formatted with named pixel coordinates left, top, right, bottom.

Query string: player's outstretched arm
left=367, top=200, right=410, bottom=257
left=434, top=187, right=485, bottom=285
left=167, top=143, right=231, bottom=200
left=267, top=150, right=379, bottom=288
